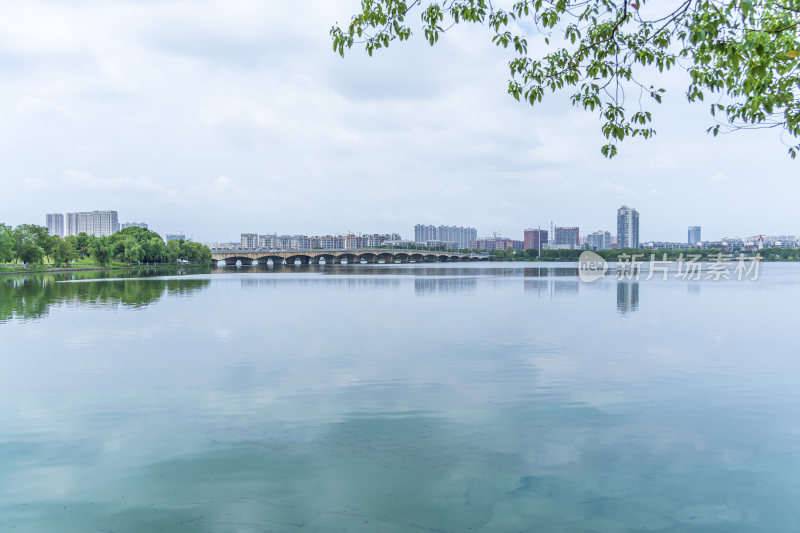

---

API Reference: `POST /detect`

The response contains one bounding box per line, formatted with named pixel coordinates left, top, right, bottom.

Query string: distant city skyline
left=22, top=206, right=800, bottom=246
left=30, top=206, right=800, bottom=250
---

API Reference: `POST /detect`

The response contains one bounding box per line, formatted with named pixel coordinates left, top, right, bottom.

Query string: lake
left=1, top=263, right=799, bottom=532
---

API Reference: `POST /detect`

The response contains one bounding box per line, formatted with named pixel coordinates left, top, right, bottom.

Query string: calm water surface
left=1, top=263, right=799, bottom=532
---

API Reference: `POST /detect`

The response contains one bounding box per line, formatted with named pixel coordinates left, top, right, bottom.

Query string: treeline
left=755, top=247, right=800, bottom=261
left=486, top=247, right=783, bottom=261
left=0, top=223, right=212, bottom=267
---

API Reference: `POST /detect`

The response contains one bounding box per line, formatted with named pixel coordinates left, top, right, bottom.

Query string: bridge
left=211, top=249, right=488, bottom=265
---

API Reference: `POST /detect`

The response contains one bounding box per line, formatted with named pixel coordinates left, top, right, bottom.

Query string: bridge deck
left=211, top=249, right=487, bottom=264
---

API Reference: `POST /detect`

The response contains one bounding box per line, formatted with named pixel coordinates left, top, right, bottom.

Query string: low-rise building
left=554, top=226, right=580, bottom=249
left=523, top=229, right=548, bottom=250
left=121, top=222, right=148, bottom=230
left=586, top=230, right=612, bottom=251
left=240, top=233, right=259, bottom=249
left=641, top=241, right=691, bottom=250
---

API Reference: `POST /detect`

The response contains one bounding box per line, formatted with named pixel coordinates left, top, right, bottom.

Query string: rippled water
left=2, top=263, right=800, bottom=532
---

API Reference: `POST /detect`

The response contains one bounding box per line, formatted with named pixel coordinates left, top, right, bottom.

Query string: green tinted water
left=1, top=264, right=799, bottom=531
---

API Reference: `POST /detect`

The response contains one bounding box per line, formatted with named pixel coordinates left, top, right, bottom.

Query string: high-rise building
left=554, top=227, right=580, bottom=248
left=166, top=234, right=185, bottom=241
left=121, top=222, right=148, bottom=230
left=617, top=206, right=639, bottom=249
left=66, top=212, right=79, bottom=236
left=437, top=226, right=477, bottom=249
left=523, top=229, right=548, bottom=250
left=240, top=233, right=259, bottom=249
left=414, top=224, right=437, bottom=243
left=688, top=226, right=701, bottom=246
left=587, top=230, right=612, bottom=251
left=415, top=224, right=476, bottom=249
left=45, top=213, right=64, bottom=237
left=66, top=210, right=119, bottom=237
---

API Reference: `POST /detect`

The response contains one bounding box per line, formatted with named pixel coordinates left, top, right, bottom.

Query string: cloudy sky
left=1, top=0, right=797, bottom=243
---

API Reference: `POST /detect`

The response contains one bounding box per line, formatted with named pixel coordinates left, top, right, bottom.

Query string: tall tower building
left=688, top=226, right=701, bottom=246
left=617, top=206, right=639, bottom=249
left=45, top=213, right=64, bottom=237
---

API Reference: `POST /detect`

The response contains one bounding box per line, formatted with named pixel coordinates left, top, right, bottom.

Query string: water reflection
left=0, top=275, right=210, bottom=322
left=4, top=266, right=800, bottom=531
left=524, top=279, right=580, bottom=296
left=523, top=267, right=580, bottom=277
left=240, top=277, right=402, bottom=290
left=616, top=282, right=640, bottom=314
left=414, top=277, right=478, bottom=294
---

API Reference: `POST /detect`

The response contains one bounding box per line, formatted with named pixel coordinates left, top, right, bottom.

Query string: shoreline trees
left=0, top=223, right=211, bottom=268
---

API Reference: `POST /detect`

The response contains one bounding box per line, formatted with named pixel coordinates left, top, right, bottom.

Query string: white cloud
left=60, top=169, right=165, bottom=193
left=600, top=180, right=639, bottom=197
left=21, top=177, right=47, bottom=190
left=16, top=96, right=69, bottom=118
left=0, top=0, right=798, bottom=242
left=187, top=175, right=245, bottom=199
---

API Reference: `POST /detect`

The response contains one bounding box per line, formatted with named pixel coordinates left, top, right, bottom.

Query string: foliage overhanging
left=331, top=0, right=800, bottom=157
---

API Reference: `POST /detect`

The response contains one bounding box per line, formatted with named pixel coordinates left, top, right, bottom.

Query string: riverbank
left=0, top=263, right=209, bottom=276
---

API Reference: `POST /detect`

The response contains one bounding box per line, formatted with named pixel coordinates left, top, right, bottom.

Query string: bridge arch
left=359, top=252, right=378, bottom=264
left=212, top=249, right=485, bottom=265
left=285, top=255, right=311, bottom=265
left=256, top=255, right=286, bottom=265
left=314, top=254, right=338, bottom=265
left=220, top=256, right=252, bottom=266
